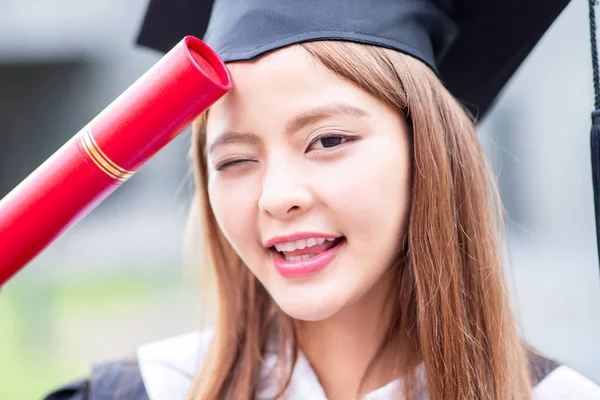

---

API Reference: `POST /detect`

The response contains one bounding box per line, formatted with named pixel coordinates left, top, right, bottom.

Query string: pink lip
left=271, top=238, right=345, bottom=278
left=264, top=232, right=339, bottom=248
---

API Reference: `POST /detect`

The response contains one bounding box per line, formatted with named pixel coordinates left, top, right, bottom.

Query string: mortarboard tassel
left=589, top=0, right=600, bottom=270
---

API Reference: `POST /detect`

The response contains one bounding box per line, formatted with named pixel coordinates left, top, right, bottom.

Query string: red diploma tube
left=0, top=36, right=232, bottom=285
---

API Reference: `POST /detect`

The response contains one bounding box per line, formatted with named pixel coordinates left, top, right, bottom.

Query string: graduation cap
left=136, top=0, right=571, bottom=120
left=136, top=0, right=600, bottom=277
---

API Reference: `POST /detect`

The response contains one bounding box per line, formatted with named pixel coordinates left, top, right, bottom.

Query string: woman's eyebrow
left=285, top=103, right=370, bottom=135
left=207, top=132, right=260, bottom=155
left=207, top=103, right=370, bottom=154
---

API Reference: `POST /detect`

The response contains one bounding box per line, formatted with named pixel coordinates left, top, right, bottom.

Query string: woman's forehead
left=207, top=46, right=375, bottom=131
left=226, top=45, right=324, bottom=83
left=219, top=47, right=333, bottom=106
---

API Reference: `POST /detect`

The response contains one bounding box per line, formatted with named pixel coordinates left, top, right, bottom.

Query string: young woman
left=45, top=0, right=600, bottom=399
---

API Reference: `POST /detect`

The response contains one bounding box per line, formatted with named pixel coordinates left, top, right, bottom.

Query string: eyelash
left=306, top=132, right=357, bottom=153
left=215, top=132, right=358, bottom=171
left=215, top=158, right=255, bottom=171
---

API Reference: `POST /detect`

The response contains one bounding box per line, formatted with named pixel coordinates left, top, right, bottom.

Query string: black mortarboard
left=136, top=0, right=571, bottom=120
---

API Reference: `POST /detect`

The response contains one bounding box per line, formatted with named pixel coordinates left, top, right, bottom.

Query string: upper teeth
left=274, top=237, right=335, bottom=252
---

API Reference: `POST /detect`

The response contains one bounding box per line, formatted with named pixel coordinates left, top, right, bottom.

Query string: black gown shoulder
left=527, top=348, right=560, bottom=386
left=43, top=349, right=558, bottom=399
left=43, top=359, right=149, bottom=400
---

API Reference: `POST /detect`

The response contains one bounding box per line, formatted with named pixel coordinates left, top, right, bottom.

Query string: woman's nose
left=258, top=163, right=314, bottom=220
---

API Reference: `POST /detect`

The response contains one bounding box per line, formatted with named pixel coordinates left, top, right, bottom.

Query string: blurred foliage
left=0, top=270, right=188, bottom=400
left=0, top=282, right=83, bottom=400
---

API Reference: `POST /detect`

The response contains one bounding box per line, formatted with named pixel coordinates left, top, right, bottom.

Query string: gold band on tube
left=79, top=127, right=134, bottom=181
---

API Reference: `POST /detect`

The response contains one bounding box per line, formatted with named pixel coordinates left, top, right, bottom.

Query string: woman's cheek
left=316, top=151, right=392, bottom=208
left=209, top=173, right=262, bottom=250
left=314, top=143, right=410, bottom=238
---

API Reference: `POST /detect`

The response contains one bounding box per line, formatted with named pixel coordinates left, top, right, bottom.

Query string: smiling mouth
left=270, top=236, right=346, bottom=261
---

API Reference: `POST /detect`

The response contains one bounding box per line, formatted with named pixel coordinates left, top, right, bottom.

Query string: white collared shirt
left=137, top=331, right=600, bottom=400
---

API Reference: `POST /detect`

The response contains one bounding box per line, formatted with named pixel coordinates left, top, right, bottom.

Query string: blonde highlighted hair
left=186, top=41, right=533, bottom=399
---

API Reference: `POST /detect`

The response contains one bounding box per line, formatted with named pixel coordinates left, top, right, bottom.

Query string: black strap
left=590, top=0, right=600, bottom=109
left=589, top=0, right=600, bottom=276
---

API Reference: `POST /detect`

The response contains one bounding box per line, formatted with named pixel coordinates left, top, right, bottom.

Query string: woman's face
left=205, top=45, right=412, bottom=321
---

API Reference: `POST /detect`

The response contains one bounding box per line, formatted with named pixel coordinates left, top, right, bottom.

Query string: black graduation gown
left=43, top=350, right=560, bottom=400
left=43, top=360, right=148, bottom=400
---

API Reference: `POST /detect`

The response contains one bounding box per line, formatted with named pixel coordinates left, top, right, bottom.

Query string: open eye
left=306, top=133, right=357, bottom=152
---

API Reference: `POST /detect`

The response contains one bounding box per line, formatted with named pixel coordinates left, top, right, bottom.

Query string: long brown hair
left=187, top=40, right=533, bottom=399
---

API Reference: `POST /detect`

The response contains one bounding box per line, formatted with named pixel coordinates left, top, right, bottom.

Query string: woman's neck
left=295, top=275, right=404, bottom=400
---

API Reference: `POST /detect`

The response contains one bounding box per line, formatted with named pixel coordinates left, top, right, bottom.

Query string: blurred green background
left=0, top=269, right=197, bottom=399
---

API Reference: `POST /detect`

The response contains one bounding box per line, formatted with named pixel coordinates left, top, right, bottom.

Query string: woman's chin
left=273, top=293, right=347, bottom=322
